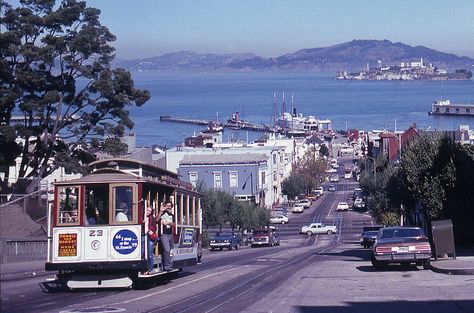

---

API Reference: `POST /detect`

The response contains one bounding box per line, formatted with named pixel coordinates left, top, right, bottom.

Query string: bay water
left=129, top=72, right=474, bottom=148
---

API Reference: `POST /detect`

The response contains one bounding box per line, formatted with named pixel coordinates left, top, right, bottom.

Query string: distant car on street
left=297, top=198, right=311, bottom=209
left=291, top=203, right=305, bottom=213
left=251, top=227, right=279, bottom=247
left=329, top=174, right=339, bottom=182
left=336, top=202, right=349, bottom=211
left=353, top=197, right=366, bottom=210
left=269, top=215, right=289, bottom=224
left=353, top=188, right=362, bottom=200
left=328, top=184, right=336, bottom=192
left=210, top=232, right=241, bottom=251
left=314, top=187, right=324, bottom=197
left=300, top=223, right=337, bottom=235
left=371, top=226, right=432, bottom=269
left=360, top=230, right=378, bottom=248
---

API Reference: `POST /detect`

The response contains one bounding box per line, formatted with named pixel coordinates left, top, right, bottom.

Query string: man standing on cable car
left=159, top=201, right=175, bottom=271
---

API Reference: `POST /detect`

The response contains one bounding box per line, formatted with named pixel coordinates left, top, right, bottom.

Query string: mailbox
left=431, top=219, right=456, bottom=260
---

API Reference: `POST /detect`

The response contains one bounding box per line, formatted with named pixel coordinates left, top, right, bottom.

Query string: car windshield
left=253, top=230, right=270, bottom=236
left=379, top=228, right=423, bottom=238
left=215, top=232, right=232, bottom=237
left=366, top=231, right=379, bottom=236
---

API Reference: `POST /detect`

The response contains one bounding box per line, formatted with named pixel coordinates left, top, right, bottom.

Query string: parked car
left=314, top=187, right=324, bottom=197
left=360, top=230, right=378, bottom=248
left=297, top=198, right=311, bottom=209
left=328, top=184, right=336, bottom=192
left=251, top=227, right=279, bottom=247
left=336, top=201, right=349, bottom=211
left=210, top=232, right=241, bottom=251
left=291, top=203, right=305, bottom=213
left=269, top=214, right=289, bottom=224
left=329, top=174, right=339, bottom=182
left=371, top=226, right=432, bottom=269
left=353, top=197, right=366, bottom=210
left=353, top=188, right=362, bottom=200
left=300, top=223, right=337, bottom=235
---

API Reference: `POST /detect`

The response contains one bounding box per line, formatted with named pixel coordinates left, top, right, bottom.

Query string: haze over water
left=129, top=72, right=474, bottom=148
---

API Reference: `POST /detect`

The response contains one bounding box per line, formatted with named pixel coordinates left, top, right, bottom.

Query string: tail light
left=414, top=244, right=431, bottom=252
left=375, top=246, right=392, bottom=253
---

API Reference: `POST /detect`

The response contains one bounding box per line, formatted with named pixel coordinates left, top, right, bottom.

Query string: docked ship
left=274, top=94, right=332, bottom=134
left=429, top=100, right=474, bottom=117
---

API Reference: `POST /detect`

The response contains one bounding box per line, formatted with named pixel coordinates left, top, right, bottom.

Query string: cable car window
left=112, top=185, right=136, bottom=223
left=58, top=186, right=80, bottom=225
left=85, top=185, right=108, bottom=225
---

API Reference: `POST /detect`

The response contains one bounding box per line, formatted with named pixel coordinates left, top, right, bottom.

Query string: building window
left=189, top=172, right=198, bottom=187
left=467, top=109, right=470, bottom=113
left=273, top=171, right=277, bottom=181
left=261, top=172, right=266, bottom=185
left=272, top=154, right=277, bottom=164
left=213, top=172, right=222, bottom=189
left=229, top=171, right=238, bottom=188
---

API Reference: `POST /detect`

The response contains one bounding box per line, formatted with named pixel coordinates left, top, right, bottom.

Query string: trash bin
left=431, top=219, right=456, bottom=260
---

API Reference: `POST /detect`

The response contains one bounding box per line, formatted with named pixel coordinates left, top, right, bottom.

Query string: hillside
left=114, top=40, right=474, bottom=73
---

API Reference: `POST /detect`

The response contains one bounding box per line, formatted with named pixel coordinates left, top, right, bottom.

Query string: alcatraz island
left=335, top=58, right=472, bottom=81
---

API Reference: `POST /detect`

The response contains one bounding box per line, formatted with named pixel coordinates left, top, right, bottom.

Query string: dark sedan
left=371, top=226, right=432, bottom=269
left=210, top=232, right=241, bottom=251
left=360, top=230, right=378, bottom=248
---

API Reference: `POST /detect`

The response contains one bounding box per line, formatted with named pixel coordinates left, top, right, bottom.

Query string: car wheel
left=281, top=221, right=286, bottom=224
left=327, top=230, right=333, bottom=235
left=235, top=245, right=239, bottom=250
left=228, top=246, right=232, bottom=251
left=306, top=230, right=312, bottom=236
left=220, top=247, right=223, bottom=251
left=422, top=259, right=431, bottom=270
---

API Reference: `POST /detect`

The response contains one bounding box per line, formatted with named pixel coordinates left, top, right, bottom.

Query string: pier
left=160, top=115, right=270, bottom=132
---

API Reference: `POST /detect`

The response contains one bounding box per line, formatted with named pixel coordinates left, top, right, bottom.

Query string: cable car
left=45, top=159, right=202, bottom=289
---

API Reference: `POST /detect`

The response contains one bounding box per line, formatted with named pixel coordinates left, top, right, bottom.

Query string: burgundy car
left=371, top=226, right=432, bottom=269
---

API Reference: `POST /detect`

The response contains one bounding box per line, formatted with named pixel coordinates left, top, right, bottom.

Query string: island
left=335, top=58, right=472, bottom=80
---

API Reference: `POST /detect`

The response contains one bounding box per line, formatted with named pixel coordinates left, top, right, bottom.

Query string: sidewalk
left=430, top=256, right=474, bottom=275
left=0, top=260, right=48, bottom=281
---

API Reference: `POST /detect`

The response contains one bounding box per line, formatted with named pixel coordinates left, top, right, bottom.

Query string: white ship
left=429, top=100, right=474, bottom=117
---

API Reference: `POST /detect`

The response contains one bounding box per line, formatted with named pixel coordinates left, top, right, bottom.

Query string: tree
left=1, top=0, right=150, bottom=190
left=291, top=151, right=327, bottom=195
left=202, top=189, right=225, bottom=230
left=319, top=144, right=330, bottom=158
left=281, top=173, right=305, bottom=199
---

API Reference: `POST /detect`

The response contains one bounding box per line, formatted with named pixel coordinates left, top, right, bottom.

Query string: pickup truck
left=300, top=223, right=337, bottom=235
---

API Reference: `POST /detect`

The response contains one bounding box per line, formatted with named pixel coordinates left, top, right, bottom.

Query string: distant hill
left=114, top=40, right=474, bottom=72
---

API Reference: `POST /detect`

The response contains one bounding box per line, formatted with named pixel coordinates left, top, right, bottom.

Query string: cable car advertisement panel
left=109, top=226, right=141, bottom=260
left=53, top=228, right=82, bottom=262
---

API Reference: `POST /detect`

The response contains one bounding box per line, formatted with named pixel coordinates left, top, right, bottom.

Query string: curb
left=430, top=265, right=474, bottom=275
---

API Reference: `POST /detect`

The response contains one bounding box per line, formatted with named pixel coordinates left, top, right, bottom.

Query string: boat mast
left=273, top=92, right=277, bottom=128
left=282, top=92, right=286, bottom=130
left=291, top=93, right=295, bottom=131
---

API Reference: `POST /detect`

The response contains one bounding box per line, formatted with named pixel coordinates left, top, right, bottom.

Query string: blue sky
left=84, top=0, right=474, bottom=59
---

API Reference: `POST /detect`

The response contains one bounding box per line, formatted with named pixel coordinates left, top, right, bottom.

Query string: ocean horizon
left=128, top=71, right=474, bottom=148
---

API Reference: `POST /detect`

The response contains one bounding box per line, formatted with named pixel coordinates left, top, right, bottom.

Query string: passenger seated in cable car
left=116, top=202, right=130, bottom=221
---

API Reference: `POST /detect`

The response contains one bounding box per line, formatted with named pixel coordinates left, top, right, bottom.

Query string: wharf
left=160, top=115, right=270, bottom=132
